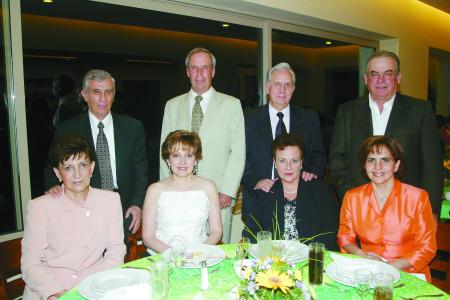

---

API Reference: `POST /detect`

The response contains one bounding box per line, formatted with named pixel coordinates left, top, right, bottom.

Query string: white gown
left=155, top=190, right=209, bottom=247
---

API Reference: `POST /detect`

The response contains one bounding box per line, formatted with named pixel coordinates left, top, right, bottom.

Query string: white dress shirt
left=369, top=94, right=395, bottom=135
left=88, top=112, right=118, bottom=188
left=268, top=103, right=290, bottom=178
left=189, top=87, right=213, bottom=122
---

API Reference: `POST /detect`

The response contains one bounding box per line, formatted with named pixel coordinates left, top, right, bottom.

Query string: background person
left=338, top=136, right=436, bottom=281
left=21, top=135, right=125, bottom=300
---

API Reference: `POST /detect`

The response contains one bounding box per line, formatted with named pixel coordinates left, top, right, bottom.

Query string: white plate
left=325, top=259, right=400, bottom=287
left=78, top=269, right=150, bottom=300
left=162, top=244, right=226, bottom=268
left=249, top=240, right=308, bottom=263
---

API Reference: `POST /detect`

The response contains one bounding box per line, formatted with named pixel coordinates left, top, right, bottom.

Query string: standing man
left=242, top=62, right=327, bottom=226
left=45, top=69, right=149, bottom=235
left=329, top=51, right=442, bottom=217
left=159, top=47, right=245, bottom=243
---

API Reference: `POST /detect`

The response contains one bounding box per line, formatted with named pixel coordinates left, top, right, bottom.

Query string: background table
left=61, top=244, right=449, bottom=299
left=441, top=199, right=450, bottom=221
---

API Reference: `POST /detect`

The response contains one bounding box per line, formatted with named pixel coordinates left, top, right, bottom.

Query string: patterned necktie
left=96, top=122, right=114, bottom=190
left=191, top=95, right=204, bottom=134
left=275, top=112, right=287, bottom=137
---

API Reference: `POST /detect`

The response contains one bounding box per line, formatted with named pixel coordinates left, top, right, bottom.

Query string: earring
left=168, top=165, right=173, bottom=175
left=193, top=162, right=198, bottom=175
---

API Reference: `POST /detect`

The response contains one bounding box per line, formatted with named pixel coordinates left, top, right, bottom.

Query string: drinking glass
left=373, top=273, right=394, bottom=300
left=354, top=269, right=372, bottom=299
left=168, top=235, right=186, bottom=268
left=271, top=241, right=285, bottom=259
left=235, top=237, right=251, bottom=259
left=308, top=242, right=324, bottom=285
left=256, top=231, right=272, bottom=258
left=150, top=261, right=169, bottom=300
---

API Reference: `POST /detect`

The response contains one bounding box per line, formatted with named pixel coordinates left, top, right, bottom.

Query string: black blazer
left=329, top=93, right=443, bottom=214
left=44, top=113, right=149, bottom=232
left=243, top=179, right=339, bottom=251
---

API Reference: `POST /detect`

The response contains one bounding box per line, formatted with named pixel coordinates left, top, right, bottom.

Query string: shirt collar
left=268, top=102, right=290, bottom=119
left=368, top=94, right=396, bottom=112
left=189, top=87, right=214, bottom=103
left=88, top=111, right=113, bottom=130
left=61, top=186, right=94, bottom=212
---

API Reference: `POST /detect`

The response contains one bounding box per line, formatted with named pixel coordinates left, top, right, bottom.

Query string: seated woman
left=338, top=136, right=436, bottom=281
left=244, top=133, right=339, bottom=250
left=21, top=135, right=126, bottom=300
left=142, top=130, right=222, bottom=253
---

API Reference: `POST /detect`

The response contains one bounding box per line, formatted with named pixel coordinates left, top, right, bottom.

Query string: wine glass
left=354, top=269, right=372, bottom=299
left=235, top=237, right=251, bottom=259
left=168, top=235, right=186, bottom=268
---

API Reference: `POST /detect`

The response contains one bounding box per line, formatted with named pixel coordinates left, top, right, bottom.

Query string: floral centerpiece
left=237, top=256, right=310, bottom=300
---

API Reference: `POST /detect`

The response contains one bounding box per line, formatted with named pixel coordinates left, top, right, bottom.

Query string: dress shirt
left=338, top=179, right=436, bottom=281
left=268, top=103, right=290, bottom=138
left=21, top=187, right=126, bottom=300
left=88, top=112, right=118, bottom=188
left=188, top=87, right=213, bottom=122
left=369, top=94, right=395, bottom=135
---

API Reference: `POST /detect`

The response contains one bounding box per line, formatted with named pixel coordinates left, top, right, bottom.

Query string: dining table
left=60, top=243, right=449, bottom=300
left=440, top=199, right=450, bottom=221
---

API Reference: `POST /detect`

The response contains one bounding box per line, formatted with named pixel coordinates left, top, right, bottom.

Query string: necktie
left=96, top=122, right=114, bottom=190
left=191, top=95, right=204, bottom=134
left=275, top=112, right=287, bottom=137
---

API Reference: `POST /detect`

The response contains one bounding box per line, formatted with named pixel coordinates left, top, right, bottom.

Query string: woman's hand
left=47, top=289, right=66, bottom=299
left=389, top=258, right=412, bottom=270
left=364, top=252, right=386, bottom=262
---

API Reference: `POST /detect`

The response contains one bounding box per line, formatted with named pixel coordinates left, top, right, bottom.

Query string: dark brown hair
left=272, top=133, right=304, bottom=159
left=359, top=135, right=404, bottom=179
left=49, top=135, right=94, bottom=168
left=161, top=130, right=203, bottom=160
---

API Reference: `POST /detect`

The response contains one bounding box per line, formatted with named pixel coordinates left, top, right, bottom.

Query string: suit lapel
left=258, top=105, right=273, bottom=141
left=201, top=90, right=219, bottom=132
left=79, top=114, right=101, bottom=188
left=355, top=97, right=373, bottom=137
left=179, top=93, right=191, bottom=130
left=385, top=94, right=406, bottom=136
left=112, top=114, right=124, bottom=187
left=289, top=106, right=305, bottom=135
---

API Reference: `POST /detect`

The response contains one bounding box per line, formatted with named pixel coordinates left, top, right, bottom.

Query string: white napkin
left=330, top=253, right=380, bottom=283
left=100, top=282, right=150, bottom=300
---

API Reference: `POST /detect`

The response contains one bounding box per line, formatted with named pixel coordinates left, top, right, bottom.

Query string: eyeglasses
left=366, top=157, right=395, bottom=167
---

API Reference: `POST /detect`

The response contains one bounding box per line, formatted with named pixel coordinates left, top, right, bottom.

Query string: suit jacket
left=241, top=104, right=327, bottom=220
left=329, top=93, right=443, bottom=214
left=244, top=179, right=339, bottom=251
left=159, top=88, right=245, bottom=198
left=44, top=113, right=149, bottom=232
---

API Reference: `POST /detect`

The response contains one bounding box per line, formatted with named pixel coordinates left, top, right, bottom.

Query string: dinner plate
left=249, top=240, right=308, bottom=263
left=325, top=259, right=400, bottom=287
left=161, top=244, right=226, bottom=268
left=78, top=268, right=150, bottom=300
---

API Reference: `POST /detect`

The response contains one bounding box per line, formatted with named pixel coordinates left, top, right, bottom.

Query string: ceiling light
left=222, top=23, right=230, bottom=28
left=43, top=0, right=53, bottom=3
left=325, top=41, right=332, bottom=45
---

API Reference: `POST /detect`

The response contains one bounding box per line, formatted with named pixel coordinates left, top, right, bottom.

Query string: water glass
left=235, top=237, right=251, bottom=259
left=308, top=242, right=324, bottom=285
left=271, top=241, right=285, bottom=258
left=354, top=269, right=372, bottom=299
left=150, top=261, right=169, bottom=300
left=168, top=235, right=186, bottom=268
left=373, top=273, right=394, bottom=300
left=256, top=231, right=272, bottom=258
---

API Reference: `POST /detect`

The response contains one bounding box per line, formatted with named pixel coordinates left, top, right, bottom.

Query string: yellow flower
left=444, top=160, right=450, bottom=170
left=255, top=269, right=293, bottom=293
left=294, top=269, right=302, bottom=281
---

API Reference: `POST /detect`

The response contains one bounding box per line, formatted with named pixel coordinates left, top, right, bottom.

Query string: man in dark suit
left=242, top=62, right=327, bottom=227
left=329, top=50, right=442, bottom=217
left=44, top=69, right=148, bottom=234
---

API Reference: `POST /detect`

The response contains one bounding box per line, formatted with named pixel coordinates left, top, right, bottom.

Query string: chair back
left=0, top=238, right=25, bottom=299
left=125, top=226, right=147, bottom=262
left=430, top=222, right=450, bottom=293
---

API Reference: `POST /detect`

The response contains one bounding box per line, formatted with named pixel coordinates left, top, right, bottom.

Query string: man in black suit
left=242, top=62, right=327, bottom=227
left=329, top=50, right=442, bottom=217
left=44, top=69, right=148, bottom=234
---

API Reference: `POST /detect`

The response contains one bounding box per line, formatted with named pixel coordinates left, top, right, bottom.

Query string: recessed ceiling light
left=222, top=23, right=230, bottom=28
left=43, top=0, right=53, bottom=3
left=325, top=41, right=332, bottom=45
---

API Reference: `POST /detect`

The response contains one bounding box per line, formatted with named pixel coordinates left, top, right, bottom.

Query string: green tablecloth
left=61, top=244, right=449, bottom=300
left=441, top=199, right=450, bottom=221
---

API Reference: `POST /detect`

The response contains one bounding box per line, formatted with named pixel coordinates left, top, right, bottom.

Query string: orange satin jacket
left=338, top=179, right=436, bottom=281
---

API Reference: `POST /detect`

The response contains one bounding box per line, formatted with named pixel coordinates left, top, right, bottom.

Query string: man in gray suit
left=160, top=47, right=245, bottom=243
left=329, top=51, right=442, bottom=217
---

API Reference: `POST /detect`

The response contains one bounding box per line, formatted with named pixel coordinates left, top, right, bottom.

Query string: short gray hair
left=82, top=69, right=115, bottom=91
left=366, top=51, right=400, bottom=73
left=185, top=47, right=216, bottom=69
left=266, top=62, right=296, bottom=86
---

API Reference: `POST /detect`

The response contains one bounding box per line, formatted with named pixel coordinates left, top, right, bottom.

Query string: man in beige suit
left=160, top=47, right=245, bottom=243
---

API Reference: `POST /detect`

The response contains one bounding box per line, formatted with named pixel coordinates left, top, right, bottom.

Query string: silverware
left=324, top=282, right=349, bottom=293
left=394, top=283, right=406, bottom=289
left=122, top=265, right=151, bottom=272
left=400, top=294, right=444, bottom=300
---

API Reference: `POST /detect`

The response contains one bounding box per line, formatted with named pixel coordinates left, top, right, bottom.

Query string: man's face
left=364, top=56, right=401, bottom=103
left=266, top=68, right=295, bottom=111
left=81, top=78, right=115, bottom=120
left=186, top=52, right=215, bottom=95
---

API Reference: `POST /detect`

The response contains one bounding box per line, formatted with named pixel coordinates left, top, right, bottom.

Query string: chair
left=430, top=222, right=450, bottom=293
left=0, top=238, right=25, bottom=299
left=125, top=226, right=147, bottom=262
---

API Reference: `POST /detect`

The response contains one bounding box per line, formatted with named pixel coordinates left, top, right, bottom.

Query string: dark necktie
left=96, top=122, right=114, bottom=190
left=191, top=95, right=203, bottom=134
left=275, top=112, right=287, bottom=137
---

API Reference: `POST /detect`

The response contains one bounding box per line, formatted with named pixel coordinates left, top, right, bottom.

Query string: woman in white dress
left=142, top=130, right=222, bottom=253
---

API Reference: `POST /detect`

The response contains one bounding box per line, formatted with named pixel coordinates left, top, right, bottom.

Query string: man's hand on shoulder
left=45, top=185, right=63, bottom=198
left=254, top=178, right=277, bottom=193
left=126, top=205, right=141, bottom=234
left=301, top=171, right=318, bottom=182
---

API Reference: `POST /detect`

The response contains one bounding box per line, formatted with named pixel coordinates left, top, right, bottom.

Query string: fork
left=399, top=294, right=444, bottom=300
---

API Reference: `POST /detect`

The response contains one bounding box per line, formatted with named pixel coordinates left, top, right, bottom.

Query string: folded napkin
left=100, top=282, right=150, bottom=300
left=330, top=253, right=380, bottom=283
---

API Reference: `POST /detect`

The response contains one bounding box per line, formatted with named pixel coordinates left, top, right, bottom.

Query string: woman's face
left=274, top=145, right=303, bottom=183
left=365, top=146, right=400, bottom=185
left=167, top=144, right=196, bottom=177
left=53, top=153, right=95, bottom=197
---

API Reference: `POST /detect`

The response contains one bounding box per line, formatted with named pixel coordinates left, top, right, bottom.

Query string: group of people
left=20, top=47, right=442, bottom=299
